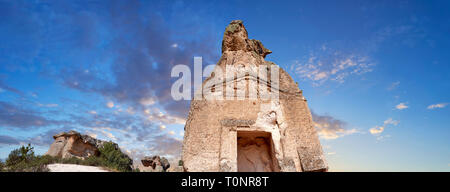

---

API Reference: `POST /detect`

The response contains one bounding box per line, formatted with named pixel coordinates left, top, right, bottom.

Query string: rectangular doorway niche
left=237, top=131, right=280, bottom=172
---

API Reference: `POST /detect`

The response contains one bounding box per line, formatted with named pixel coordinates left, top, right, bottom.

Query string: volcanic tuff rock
left=181, top=20, right=327, bottom=172
left=141, top=156, right=170, bottom=172
left=222, top=20, right=272, bottom=58
left=45, top=130, right=119, bottom=159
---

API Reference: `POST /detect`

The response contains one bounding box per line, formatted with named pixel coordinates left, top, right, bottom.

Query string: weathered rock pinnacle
left=222, top=20, right=272, bottom=58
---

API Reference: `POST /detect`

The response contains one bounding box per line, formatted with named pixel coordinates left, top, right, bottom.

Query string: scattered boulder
left=140, top=156, right=170, bottom=172
left=166, top=165, right=184, bottom=172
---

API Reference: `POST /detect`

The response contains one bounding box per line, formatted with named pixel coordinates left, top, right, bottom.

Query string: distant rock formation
left=45, top=130, right=118, bottom=159
left=140, top=156, right=170, bottom=172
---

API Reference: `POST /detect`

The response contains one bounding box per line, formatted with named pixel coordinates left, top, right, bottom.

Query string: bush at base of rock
left=2, top=143, right=133, bottom=172
left=97, top=142, right=132, bottom=172
left=2, top=144, right=49, bottom=172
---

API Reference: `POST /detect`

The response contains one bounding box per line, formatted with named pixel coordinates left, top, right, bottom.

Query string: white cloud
left=90, top=127, right=118, bottom=141
left=126, top=107, right=135, bottom=114
left=395, top=102, right=408, bottom=110
left=370, top=118, right=399, bottom=136
left=376, top=134, right=391, bottom=141
left=86, top=132, right=97, bottom=138
left=89, top=110, right=97, bottom=115
left=146, top=108, right=186, bottom=125
left=37, top=103, right=58, bottom=108
left=369, top=126, right=384, bottom=134
left=168, top=131, right=175, bottom=135
left=427, top=103, right=448, bottom=110
left=139, top=97, right=156, bottom=106
left=316, top=125, right=358, bottom=140
left=171, top=43, right=178, bottom=48
left=312, top=112, right=359, bottom=140
left=384, top=118, right=399, bottom=126
left=293, top=49, right=374, bottom=86
left=103, top=132, right=117, bottom=141
left=106, top=101, right=114, bottom=108
left=387, top=81, right=400, bottom=90
left=159, top=125, right=166, bottom=130
left=327, top=152, right=336, bottom=155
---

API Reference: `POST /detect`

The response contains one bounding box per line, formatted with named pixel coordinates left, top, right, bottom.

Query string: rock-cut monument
left=182, top=20, right=327, bottom=172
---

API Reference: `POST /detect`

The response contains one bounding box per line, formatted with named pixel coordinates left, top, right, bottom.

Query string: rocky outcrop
left=140, top=156, right=170, bottom=172
left=166, top=165, right=184, bottom=172
left=45, top=130, right=118, bottom=159
left=182, top=20, right=327, bottom=172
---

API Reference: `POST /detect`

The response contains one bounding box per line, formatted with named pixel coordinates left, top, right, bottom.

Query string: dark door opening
left=237, top=131, right=279, bottom=172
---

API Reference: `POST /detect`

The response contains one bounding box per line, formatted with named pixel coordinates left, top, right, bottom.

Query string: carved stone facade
left=182, top=20, right=327, bottom=172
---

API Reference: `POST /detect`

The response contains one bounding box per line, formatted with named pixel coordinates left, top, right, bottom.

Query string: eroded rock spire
left=221, top=20, right=272, bottom=58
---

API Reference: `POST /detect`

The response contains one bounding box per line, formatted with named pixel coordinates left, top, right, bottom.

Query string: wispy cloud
left=292, top=46, right=374, bottom=86
left=0, top=101, right=57, bottom=129
left=106, top=101, right=114, bottom=108
left=0, top=80, right=23, bottom=95
left=292, top=21, right=424, bottom=88
left=0, top=128, right=66, bottom=147
left=312, top=111, right=358, bottom=140
left=369, top=118, right=399, bottom=139
left=395, top=102, right=408, bottom=110
left=0, top=135, right=21, bottom=145
left=376, top=134, right=391, bottom=141
left=37, top=103, right=58, bottom=108
left=387, top=81, right=400, bottom=91
left=427, top=103, right=448, bottom=110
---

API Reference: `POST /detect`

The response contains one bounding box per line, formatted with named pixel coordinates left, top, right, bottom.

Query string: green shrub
left=4, top=144, right=51, bottom=172
left=3, top=142, right=133, bottom=172
left=0, top=160, right=4, bottom=172
left=37, top=155, right=59, bottom=165
left=82, top=156, right=103, bottom=166
left=6, top=144, right=35, bottom=167
left=98, top=142, right=132, bottom=172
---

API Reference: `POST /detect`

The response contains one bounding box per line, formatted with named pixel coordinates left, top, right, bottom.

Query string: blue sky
left=0, top=0, right=449, bottom=171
